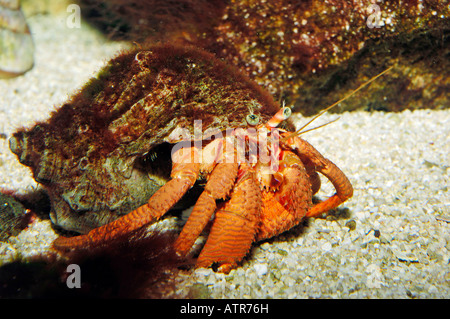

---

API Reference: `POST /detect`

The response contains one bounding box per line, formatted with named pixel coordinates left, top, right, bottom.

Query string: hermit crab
left=10, top=44, right=353, bottom=273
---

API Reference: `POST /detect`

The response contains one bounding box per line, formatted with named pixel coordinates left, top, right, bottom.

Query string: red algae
left=206, top=0, right=449, bottom=114
left=77, top=0, right=449, bottom=114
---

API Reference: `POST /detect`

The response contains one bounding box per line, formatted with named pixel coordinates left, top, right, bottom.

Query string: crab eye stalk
left=282, top=107, right=292, bottom=120
left=246, top=113, right=260, bottom=126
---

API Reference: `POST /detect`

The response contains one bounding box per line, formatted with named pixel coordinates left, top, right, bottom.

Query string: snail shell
left=0, top=0, right=34, bottom=78
left=10, top=44, right=291, bottom=233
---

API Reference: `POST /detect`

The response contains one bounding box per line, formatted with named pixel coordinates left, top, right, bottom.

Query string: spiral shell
left=10, top=44, right=289, bottom=233
left=0, top=0, right=34, bottom=78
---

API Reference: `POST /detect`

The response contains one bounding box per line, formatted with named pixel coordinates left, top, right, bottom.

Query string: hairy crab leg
left=53, top=147, right=200, bottom=251
left=174, top=140, right=239, bottom=256
left=196, top=164, right=262, bottom=274
left=282, top=134, right=353, bottom=218
left=306, top=165, right=321, bottom=195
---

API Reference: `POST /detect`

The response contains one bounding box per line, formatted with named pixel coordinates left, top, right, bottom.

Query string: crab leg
left=174, top=161, right=238, bottom=254
left=53, top=147, right=200, bottom=251
left=282, top=134, right=353, bottom=218
left=196, top=164, right=262, bottom=273
left=174, top=138, right=239, bottom=255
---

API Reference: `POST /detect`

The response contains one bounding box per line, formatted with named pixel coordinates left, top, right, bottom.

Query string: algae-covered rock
left=75, top=0, right=227, bottom=43
left=74, top=0, right=449, bottom=115
left=0, top=192, right=29, bottom=241
left=206, top=0, right=449, bottom=114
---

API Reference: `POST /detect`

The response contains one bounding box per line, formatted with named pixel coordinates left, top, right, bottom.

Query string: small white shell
left=0, top=0, right=34, bottom=78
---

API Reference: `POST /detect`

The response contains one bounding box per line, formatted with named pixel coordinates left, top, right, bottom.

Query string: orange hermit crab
left=53, top=104, right=353, bottom=273
left=11, top=44, right=356, bottom=273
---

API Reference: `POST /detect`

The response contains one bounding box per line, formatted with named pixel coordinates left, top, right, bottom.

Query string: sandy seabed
left=0, top=13, right=449, bottom=298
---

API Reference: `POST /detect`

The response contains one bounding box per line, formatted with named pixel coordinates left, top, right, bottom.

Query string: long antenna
left=282, top=65, right=394, bottom=141
left=295, top=117, right=341, bottom=136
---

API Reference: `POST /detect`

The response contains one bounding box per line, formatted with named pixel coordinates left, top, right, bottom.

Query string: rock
left=75, top=0, right=226, bottom=43
left=321, top=242, right=332, bottom=252
left=79, top=0, right=449, bottom=114
left=187, top=283, right=211, bottom=299
left=345, top=219, right=357, bottom=231
left=253, top=263, right=268, bottom=277
left=206, top=0, right=450, bottom=114
left=0, top=192, right=30, bottom=241
left=194, top=267, right=213, bottom=277
left=365, top=264, right=383, bottom=289
left=392, top=247, right=419, bottom=263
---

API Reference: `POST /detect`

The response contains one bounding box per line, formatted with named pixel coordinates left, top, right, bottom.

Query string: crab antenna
left=282, top=65, right=393, bottom=140
left=294, top=117, right=341, bottom=135
left=280, top=117, right=341, bottom=142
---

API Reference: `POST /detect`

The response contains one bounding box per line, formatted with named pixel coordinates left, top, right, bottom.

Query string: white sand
left=0, top=13, right=449, bottom=298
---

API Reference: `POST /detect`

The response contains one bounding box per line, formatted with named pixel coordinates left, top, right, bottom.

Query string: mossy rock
left=0, top=192, right=28, bottom=241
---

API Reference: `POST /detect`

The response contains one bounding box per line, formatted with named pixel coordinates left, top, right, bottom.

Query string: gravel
left=0, top=13, right=449, bottom=299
